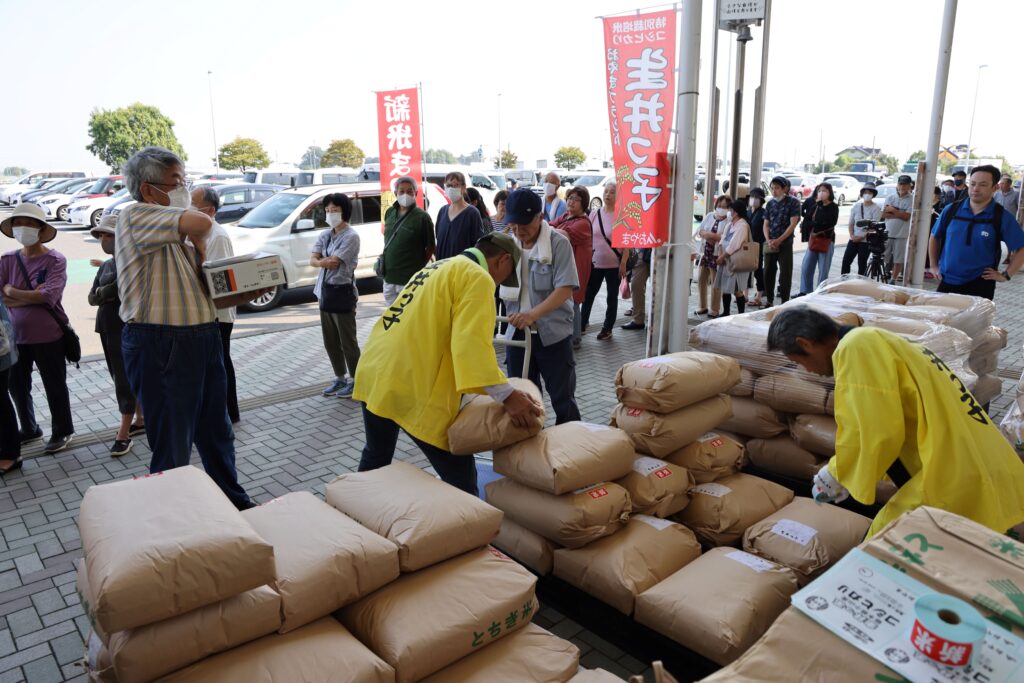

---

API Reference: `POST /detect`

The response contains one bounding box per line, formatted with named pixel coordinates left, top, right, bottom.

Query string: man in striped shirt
left=117, top=147, right=268, bottom=509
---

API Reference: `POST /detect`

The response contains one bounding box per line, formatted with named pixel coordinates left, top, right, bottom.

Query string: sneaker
left=337, top=379, right=355, bottom=399
left=597, top=329, right=613, bottom=341
left=44, top=434, right=73, bottom=454
left=234, top=499, right=258, bottom=511
left=621, top=322, right=645, bottom=330
left=110, top=439, right=133, bottom=457
left=128, top=423, right=146, bottom=437
left=19, top=426, right=43, bottom=444
left=322, top=378, right=345, bottom=396
left=572, top=338, right=582, bottom=350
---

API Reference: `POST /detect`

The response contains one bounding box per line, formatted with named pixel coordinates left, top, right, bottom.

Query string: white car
left=0, top=170, right=89, bottom=204
left=67, top=188, right=130, bottom=227
left=5, top=178, right=73, bottom=205
left=225, top=182, right=448, bottom=311
left=820, top=174, right=864, bottom=206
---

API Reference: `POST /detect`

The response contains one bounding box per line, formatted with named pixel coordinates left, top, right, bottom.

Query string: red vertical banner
left=603, top=11, right=677, bottom=248
left=376, top=87, right=423, bottom=210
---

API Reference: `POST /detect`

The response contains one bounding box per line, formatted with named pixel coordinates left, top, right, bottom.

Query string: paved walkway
left=1, top=247, right=1023, bottom=681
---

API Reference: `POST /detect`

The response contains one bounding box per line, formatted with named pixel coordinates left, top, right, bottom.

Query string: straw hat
left=0, top=203, right=57, bottom=243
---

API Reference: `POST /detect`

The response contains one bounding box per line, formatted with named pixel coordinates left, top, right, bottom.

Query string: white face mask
left=13, top=226, right=40, bottom=246
left=325, top=212, right=343, bottom=228
left=714, top=207, right=727, bottom=218
left=544, top=182, right=558, bottom=196
left=445, top=186, right=463, bottom=202
left=726, top=210, right=735, bottom=220
left=154, top=184, right=191, bottom=209
left=396, top=194, right=415, bottom=208
left=861, top=194, right=873, bottom=202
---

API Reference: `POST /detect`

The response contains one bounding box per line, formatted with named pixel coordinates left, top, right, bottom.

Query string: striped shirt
left=116, top=203, right=217, bottom=326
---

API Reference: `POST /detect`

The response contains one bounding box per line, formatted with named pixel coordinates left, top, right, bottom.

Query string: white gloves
left=812, top=463, right=850, bottom=504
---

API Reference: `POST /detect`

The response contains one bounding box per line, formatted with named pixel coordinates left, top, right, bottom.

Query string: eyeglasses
left=566, top=196, right=582, bottom=203
left=147, top=179, right=193, bottom=191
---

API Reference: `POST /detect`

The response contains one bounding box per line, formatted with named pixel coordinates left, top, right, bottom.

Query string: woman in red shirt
left=551, top=186, right=593, bottom=350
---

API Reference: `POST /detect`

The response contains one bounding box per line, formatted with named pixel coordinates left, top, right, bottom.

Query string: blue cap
left=504, top=188, right=542, bottom=225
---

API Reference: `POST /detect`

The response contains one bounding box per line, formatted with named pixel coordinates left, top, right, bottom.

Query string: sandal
left=0, top=457, right=24, bottom=476
left=695, top=309, right=709, bottom=315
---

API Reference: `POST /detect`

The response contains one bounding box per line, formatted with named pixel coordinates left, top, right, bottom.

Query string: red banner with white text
left=603, top=10, right=677, bottom=248
left=376, top=87, right=423, bottom=209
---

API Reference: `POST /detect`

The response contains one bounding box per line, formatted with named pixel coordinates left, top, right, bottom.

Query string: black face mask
left=954, top=179, right=964, bottom=186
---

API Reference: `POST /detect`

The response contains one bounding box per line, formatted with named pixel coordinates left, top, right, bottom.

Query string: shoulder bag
left=373, top=210, right=413, bottom=278
left=14, top=253, right=81, bottom=367
left=319, top=232, right=359, bottom=314
left=727, top=222, right=758, bottom=273
left=807, top=207, right=834, bottom=253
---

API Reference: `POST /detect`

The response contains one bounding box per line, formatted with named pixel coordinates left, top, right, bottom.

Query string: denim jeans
left=358, top=405, right=478, bottom=496
left=122, top=322, right=250, bottom=508
left=506, top=331, right=581, bottom=424
left=800, top=242, right=834, bottom=294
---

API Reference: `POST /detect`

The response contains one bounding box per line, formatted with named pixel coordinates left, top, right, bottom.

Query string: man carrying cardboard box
left=766, top=306, right=1024, bottom=537
left=353, top=233, right=542, bottom=495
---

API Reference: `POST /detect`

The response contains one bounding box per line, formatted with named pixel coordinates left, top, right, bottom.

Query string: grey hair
left=124, top=146, right=183, bottom=201
left=197, top=185, right=220, bottom=210
left=394, top=175, right=417, bottom=192
left=604, top=180, right=617, bottom=190
left=766, top=306, right=839, bottom=356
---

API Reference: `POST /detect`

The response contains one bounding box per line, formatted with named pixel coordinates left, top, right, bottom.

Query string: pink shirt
left=0, top=249, right=68, bottom=345
left=589, top=209, right=620, bottom=269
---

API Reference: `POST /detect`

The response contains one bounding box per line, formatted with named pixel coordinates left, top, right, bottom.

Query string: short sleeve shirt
left=381, top=205, right=435, bottom=286
left=0, top=250, right=68, bottom=344
left=932, top=199, right=1024, bottom=285
left=312, top=226, right=360, bottom=298
left=884, top=192, right=915, bottom=239
left=436, top=205, right=484, bottom=260
left=765, top=196, right=801, bottom=243
left=504, top=228, right=579, bottom=346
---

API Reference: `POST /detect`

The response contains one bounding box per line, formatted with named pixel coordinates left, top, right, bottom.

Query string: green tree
left=908, top=149, right=926, bottom=162
left=322, top=139, right=365, bottom=168
left=554, top=146, right=586, bottom=171
left=831, top=154, right=851, bottom=170
left=299, top=146, right=325, bottom=170
left=873, top=153, right=899, bottom=175
left=217, top=137, right=271, bottom=171
left=2, top=166, right=28, bottom=177
left=498, top=150, right=518, bottom=169
left=86, top=102, right=186, bottom=171
left=424, top=148, right=456, bottom=164
left=939, top=157, right=957, bottom=174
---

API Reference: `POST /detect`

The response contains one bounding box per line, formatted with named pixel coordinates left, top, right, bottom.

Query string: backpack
left=936, top=199, right=1004, bottom=269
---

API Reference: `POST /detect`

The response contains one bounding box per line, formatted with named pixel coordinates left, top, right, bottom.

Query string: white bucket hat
left=0, top=203, right=56, bottom=243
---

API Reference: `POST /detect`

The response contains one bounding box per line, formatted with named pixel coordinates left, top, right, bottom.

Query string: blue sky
left=0, top=0, right=1018, bottom=173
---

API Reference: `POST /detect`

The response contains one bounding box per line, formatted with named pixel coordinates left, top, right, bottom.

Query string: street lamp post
left=207, top=70, right=219, bottom=172
left=965, top=64, right=988, bottom=171
left=497, top=93, right=502, bottom=168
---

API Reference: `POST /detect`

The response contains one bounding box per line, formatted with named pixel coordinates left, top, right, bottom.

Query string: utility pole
left=748, top=0, right=772, bottom=190
left=965, top=64, right=988, bottom=172
left=704, top=0, right=720, bottom=217
left=728, top=24, right=752, bottom=199
left=497, top=93, right=503, bottom=168
left=207, top=70, right=219, bottom=171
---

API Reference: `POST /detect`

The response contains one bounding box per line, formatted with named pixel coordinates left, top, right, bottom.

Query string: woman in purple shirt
left=0, top=204, right=74, bottom=456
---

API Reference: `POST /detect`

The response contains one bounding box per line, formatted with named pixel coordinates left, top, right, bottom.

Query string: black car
left=211, top=183, right=285, bottom=222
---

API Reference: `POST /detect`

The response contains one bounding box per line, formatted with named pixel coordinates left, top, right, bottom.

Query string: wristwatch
left=1002, top=270, right=1012, bottom=281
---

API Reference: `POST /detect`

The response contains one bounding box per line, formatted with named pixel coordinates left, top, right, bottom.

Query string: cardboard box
left=553, top=516, right=701, bottom=614
left=616, top=456, right=693, bottom=517
left=493, top=422, right=636, bottom=495
left=492, top=517, right=557, bottom=575
left=325, top=462, right=502, bottom=572
left=745, top=436, right=823, bottom=481
left=717, top=397, right=787, bottom=439
left=742, top=497, right=871, bottom=584
left=696, top=607, right=899, bottom=682
left=861, top=505, right=1024, bottom=635
left=486, top=478, right=630, bottom=549
left=673, top=473, right=794, bottom=547
left=419, top=623, right=579, bottom=683
left=340, top=547, right=538, bottom=683
left=448, top=378, right=545, bottom=455
left=610, top=394, right=733, bottom=458
left=203, top=251, right=285, bottom=298
left=78, top=466, right=275, bottom=634
left=614, top=351, right=741, bottom=412
left=77, top=560, right=280, bottom=683
left=665, top=431, right=744, bottom=484
left=634, top=547, right=799, bottom=665
left=242, top=491, right=400, bottom=632
left=159, top=617, right=395, bottom=683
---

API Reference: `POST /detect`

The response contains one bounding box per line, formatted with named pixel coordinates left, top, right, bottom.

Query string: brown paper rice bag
left=615, top=351, right=740, bottom=412
left=665, top=431, right=744, bottom=484
left=616, top=456, right=694, bottom=517
left=610, top=395, right=732, bottom=457
left=716, top=397, right=786, bottom=439
left=448, top=378, right=544, bottom=455
left=673, top=473, right=794, bottom=546
left=420, top=623, right=579, bottom=683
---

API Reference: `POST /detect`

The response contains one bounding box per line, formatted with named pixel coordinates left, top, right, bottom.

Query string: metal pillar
left=704, top=0, right=720, bottom=216
left=748, top=0, right=771, bottom=190
left=728, top=26, right=752, bottom=199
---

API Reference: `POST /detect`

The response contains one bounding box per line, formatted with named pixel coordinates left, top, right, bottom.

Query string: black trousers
left=581, top=267, right=619, bottom=332
left=100, top=330, right=135, bottom=416
left=0, top=366, right=18, bottom=460
left=841, top=241, right=870, bottom=276
left=8, top=339, right=73, bottom=438
left=938, top=277, right=996, bottom=301
left=219, top=322, right=240, bottom=423
left=753, top=242, right=765, bottom=294
left=763, top=241, right=794, bottom=304
left=358, top=405, right=478, bottom=496
left=506, top=331, right=581, bottom=425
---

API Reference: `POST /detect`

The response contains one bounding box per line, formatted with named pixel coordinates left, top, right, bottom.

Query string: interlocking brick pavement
left=2, top=244, right=1023, bottom=681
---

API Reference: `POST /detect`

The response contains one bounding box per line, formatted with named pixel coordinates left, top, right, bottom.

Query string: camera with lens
left=856, top=219, right=888, bottom=254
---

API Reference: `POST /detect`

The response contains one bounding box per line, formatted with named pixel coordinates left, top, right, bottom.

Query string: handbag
left=15, top=253, right=81, bottom=367
left=318, top=233, right=359, bottom=314
left=727, top=222, right=758, bottom=273
left=619, top=276, right=631, bottom=299
left=807, top=208, right=833, bottom=253
left=373, top=211, right=412, bottom=278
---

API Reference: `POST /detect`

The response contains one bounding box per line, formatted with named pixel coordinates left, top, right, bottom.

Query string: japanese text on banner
left=376, top=87, right=424, bottom=210
left=603, top=10, right=676, bottom=248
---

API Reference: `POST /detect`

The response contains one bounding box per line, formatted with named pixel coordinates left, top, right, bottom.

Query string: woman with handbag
left=581, top=182, right=629, bottom=341
left=0, top=204, right=75, bottom=455
left=550, top=186, right=593, bottom=349
left=693, top=195, right=731, bottom=317
left=798, top=183, right=840, bottom=295
left=310, top=193, right=361, bottom=399
left=714, top=198, right=756, bottom=316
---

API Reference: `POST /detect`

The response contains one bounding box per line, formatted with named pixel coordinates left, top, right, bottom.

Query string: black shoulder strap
left=595, top=210, right=622, bottom=259
left=381, top=210, right=412, bottom=256
left=14, top=253, right=67, bottom=328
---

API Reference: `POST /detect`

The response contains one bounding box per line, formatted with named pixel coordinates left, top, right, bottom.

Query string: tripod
left=866, top=247, right=890, bottom=282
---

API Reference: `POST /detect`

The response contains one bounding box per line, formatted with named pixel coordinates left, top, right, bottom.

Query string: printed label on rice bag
left=726, top=550, right=776, bottom=573
left=634, top=514, right=676, bottom=531
left=633, top=456, right=673, bottom=478
left=580, top=423, right=610, bottom=432
left=574, top=483, right=610, bottom=499
left=771, top=519, right=818, bottom=546
left=697, top=432, right=724, bottom=447
left=627, top=407, right=645, bottom=417
left=691, top=482, right=732, bottom=497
